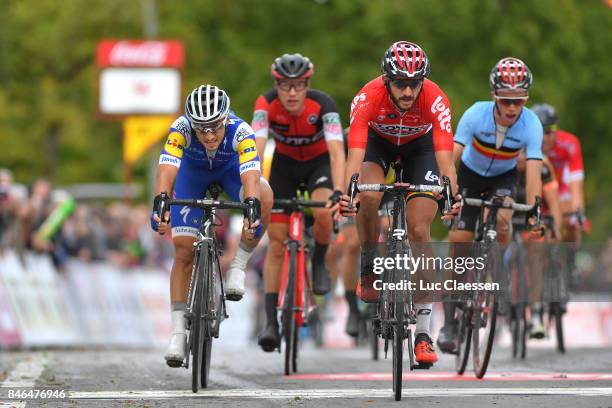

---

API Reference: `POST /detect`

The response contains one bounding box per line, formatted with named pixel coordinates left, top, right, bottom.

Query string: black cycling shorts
left=269, top=152, right=333, bottom=219
left=454, top=162, right=517, bottom=232
left=364, top=129, right=440, bottom=202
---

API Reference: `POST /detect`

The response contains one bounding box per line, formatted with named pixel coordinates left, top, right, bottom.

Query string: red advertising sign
left=97, top=40, right=184, bottom=68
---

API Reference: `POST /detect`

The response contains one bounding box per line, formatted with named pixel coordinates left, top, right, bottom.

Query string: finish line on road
left=290, top=372, right=612, bottom=381
left=66, top=387, right=612, bottom=400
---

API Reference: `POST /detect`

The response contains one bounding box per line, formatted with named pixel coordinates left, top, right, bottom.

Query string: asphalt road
left=2, top=337, right=612, bottom=408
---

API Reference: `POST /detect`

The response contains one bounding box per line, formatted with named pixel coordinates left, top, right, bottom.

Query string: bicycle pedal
left=411, top=362, right=433, bottom=370
left=165, top=359, right=183, bottom=368
left=225, top=293, right=243, bottom=302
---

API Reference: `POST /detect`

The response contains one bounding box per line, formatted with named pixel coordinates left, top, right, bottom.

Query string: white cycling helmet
left=185, top=84, right=230, bottom=126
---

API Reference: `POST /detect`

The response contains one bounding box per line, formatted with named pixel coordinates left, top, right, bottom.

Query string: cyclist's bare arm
left=543, top=182, right=562, bottom=237
left=156, top=163, right=179, bottom=195
left=569, top=179, right=585, bottom=213
left=327, top=140, right=346, bottom=192
left=435, top=149, right=458, bottom=195
left=240, top=169, right=261, bottom=201
left=525, top=159, right=543, bottom=206
left=453, top=142, right=464, bottom=166
left=344, top=147, right=365, bottom=192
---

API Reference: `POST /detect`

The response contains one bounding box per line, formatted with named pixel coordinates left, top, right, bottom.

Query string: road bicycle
left=157, top=185, right=256, bottom=392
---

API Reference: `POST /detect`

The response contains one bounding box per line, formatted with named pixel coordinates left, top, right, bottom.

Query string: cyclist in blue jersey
left=151, top=85, right=273, bottom=366
left=437, top=58, right=543, bottom=353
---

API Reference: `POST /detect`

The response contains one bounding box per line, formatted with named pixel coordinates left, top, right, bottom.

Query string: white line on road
left=0, top=403, right=26, bottom=408
left=68, top=387, right=612, bottom=400
left=0, top=354, right=48, bottom=388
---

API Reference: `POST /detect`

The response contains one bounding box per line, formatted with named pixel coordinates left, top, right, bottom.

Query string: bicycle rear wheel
left=283, top=242, right=297, bottom=376
left=472, top=243, right=500, bottom=379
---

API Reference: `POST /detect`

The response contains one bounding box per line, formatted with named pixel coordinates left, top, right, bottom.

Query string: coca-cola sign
left=97, top=40, right=184, bottom=68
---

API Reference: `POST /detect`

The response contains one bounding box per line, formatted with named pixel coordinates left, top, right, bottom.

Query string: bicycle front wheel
left=283, top=242, right=297, bottom=376
left=190, top=248, right=205, bottom=392
left=472, top=242, right=500, bottom=379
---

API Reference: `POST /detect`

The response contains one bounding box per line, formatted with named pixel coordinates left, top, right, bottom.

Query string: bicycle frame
left=278, top=206, right=315, bottom=328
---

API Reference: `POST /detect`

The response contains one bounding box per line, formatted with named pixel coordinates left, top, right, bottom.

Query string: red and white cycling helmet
left=489, top=57, right=533, bottom=91
left=381, top=41, right=430, bottom=79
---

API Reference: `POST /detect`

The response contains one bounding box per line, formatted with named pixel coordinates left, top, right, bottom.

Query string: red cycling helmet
left=381, top=41, right=430, bottom=79
left=489, top=57, right=533, bottom=91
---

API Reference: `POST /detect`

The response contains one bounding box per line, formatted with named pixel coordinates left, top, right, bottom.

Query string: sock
left=345, top=290, right=359, bottom=314
left=265, top=293, right=279, bottom=328
left=442, top=296, right=456, bottom=326
left=415, top=303, right=432, bottom=337
left=170, top=302, right=187, bottom=335
left=313, top=242, right=329, bottom=269
left=230, top=242, right=254, bottom=271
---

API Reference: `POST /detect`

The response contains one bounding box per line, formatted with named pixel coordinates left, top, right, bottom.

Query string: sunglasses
left=276, top=80, right=308, bottom=92
left=544, top=125, right=558, bottom=134
left=494, top=95, right=529, bottom=107
left=390, top=78, right=423, bottom=90
left=192, top=119, right=226, bottom=133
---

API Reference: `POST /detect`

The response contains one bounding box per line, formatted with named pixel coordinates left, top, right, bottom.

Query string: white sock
left=171, top=310, right=186, bottom=335
left=415, top=303, right=433, bottom=337
left=230, top=242, right=254, bottom=271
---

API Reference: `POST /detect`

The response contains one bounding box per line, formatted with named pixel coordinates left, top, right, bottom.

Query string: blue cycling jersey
left=159, top=111, right=260, bottom=175
left=454, top=102, right=543, bottom=177
left=156, top=111, right=261, bottom=238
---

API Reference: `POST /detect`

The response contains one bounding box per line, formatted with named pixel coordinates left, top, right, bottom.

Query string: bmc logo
left=430, top=96, right=452, bottom=133
left=425, top=170, right=439, bottom=182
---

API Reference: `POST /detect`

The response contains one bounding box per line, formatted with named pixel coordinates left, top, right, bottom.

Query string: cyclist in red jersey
left=341, top=41, right=460, bottom=365
left=252, top=53, right=346, bottom=352
left=532, top=104, right=588, bottom=239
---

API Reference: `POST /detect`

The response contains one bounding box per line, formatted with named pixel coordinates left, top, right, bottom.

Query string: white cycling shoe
left=165, top=333, right=186, bottom=367
left=225, top=267, right=246, bottom=301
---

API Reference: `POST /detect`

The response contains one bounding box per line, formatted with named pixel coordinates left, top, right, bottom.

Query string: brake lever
left=348, top=173, right=359, bottom=210
left=441, top=176, right=452, bottom=228
left=157, top=192, right=169, bottom=227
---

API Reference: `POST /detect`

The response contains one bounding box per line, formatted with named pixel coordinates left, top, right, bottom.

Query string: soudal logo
left=430, top=95, right=452, bottom=133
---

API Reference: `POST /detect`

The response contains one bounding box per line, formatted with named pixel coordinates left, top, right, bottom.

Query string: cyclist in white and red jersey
left=531, top=103, right=588, bottom=239
left=341, top=41, right=460, bottom=365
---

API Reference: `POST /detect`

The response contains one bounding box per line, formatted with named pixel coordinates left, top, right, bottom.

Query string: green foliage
left=2, top=0, right=611, bottom=238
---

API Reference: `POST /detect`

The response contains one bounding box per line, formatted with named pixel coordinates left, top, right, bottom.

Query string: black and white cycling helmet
left=271, top=53, right=314, bottom=79
left=531, top=103, right=558, bottom=128
left=185, top=84, right=230, bottom=126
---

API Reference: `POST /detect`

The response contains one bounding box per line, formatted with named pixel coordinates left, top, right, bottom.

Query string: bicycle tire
left=392, top=304, right=403, bottom=401
left=283, top=242, right=297, bottom=376
left=292, top=323, right=299, bottom=373
left=472, top=243, right=499, bottom=379
left=551, top=302, right=565, bottom=354
left=201, top=247, right=218, bottom=388
left=455, top=306, right=472, bottom=375
left=191, top=246, right=206, bottom=393
left=392, top=256, right=405, bottom=401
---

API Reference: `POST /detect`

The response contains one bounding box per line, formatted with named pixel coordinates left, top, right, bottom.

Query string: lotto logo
left=430, top=95, right=452, bottom=133
left=350, top=93, right=367, bottom=112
